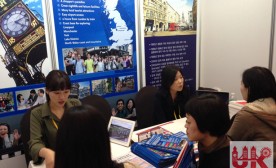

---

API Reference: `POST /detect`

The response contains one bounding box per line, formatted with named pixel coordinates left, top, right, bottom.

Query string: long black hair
left=161, top=65, right=185, bottom=91
left=126, top=98, right=135, bottom=112
left=55, top=105, right=122, bottom=168
left=0, top=123, right=11, bottom=149
left=242, top=66, right=276, bottom=102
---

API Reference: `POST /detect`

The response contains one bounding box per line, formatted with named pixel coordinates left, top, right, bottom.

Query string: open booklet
left=136, top=126, right=173, bottom=142
left=114, top=151, right=155, bottom=168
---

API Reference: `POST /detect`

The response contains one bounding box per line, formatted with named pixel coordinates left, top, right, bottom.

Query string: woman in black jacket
left=153, top=65, right=190, bottom=124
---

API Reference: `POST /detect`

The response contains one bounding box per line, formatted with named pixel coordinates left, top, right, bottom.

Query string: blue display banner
left=0, top=0, right=138, bottom=118
left=145, top=35, right=196, bottom=92
left=51, top=0, right=138, bottom=95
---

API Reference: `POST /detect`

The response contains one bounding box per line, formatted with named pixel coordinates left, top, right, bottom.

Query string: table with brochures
left=28, top=118, right=187, bottom=168
left=132, top=118, right=186, bottom=142
left=12, top=100, right=243, bottom=168
left=129, top=118, right=189, bottom=168
left=112, top=118, right=187, bottom=158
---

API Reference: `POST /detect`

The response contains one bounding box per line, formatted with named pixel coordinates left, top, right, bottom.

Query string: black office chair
left=198, top=86, right=219, bottom=91
left=20, top=104, right=41, bottom=165
left=135, top=86, right=158, bottom=129
left=80, top=95, right=112, bottom=124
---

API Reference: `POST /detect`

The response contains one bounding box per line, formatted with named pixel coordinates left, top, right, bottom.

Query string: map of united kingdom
left=103, top=0, right=133, bottom=48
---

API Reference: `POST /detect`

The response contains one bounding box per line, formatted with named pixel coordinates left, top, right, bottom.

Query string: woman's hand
left=111, top=108, right=117, bottom=116
left=13, top=129, right=21, bottom=140
left=39, top=148, right=55, bottom=168
left=12, top=129, right=21, bottom=146
left=45, top=150, right=55, bottom=168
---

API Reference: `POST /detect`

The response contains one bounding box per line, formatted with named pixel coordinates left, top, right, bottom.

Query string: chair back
left=135, top=86, right=158, bottom=129
left=80, top=95, right=112, bottom=123
left=198, top=86, right=219, bottom=91
left=20, top=105, right=41, bottom=165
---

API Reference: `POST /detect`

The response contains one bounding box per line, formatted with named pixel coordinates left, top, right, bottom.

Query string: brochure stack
left=131, top=131, right=196, bottom=168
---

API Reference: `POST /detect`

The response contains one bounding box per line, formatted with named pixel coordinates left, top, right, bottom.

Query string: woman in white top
left=97, top=57, right=105, bottom=72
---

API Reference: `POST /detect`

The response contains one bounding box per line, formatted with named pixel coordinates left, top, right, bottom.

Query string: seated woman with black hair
left=154, top=65, right=190, bottom=124
left=185, top=94, right=231, bottom=168
left=125, top=98, right=136, bottom=120
left=228, top=66, right=276, bottom=165
left=55, top=105, right=137, bottom=168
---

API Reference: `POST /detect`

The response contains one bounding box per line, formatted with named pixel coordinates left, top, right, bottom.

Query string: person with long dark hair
left=55, top=105, right=126, bottom=168
left=125, top=98, right=136, bottom=120
left=17, top=93, right=26, bottom=110
left=153, top=65, right=190, bottom=124
left=228, top=66, right=276, bottom=165
left=28, top=70, right=81, bottom=168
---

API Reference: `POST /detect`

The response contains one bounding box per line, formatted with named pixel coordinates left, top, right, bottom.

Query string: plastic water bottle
left=229, top=93, right=236, bottom=101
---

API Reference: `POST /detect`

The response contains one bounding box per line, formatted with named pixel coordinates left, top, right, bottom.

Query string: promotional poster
left=0, top=0, right=52, bottom=88
left=51, top=0, right=138, bottom=95
left=144, top=0, right=197, bottom=91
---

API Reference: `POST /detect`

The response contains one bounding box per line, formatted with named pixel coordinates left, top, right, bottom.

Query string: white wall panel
left=200, top=0, right=273, bottom=99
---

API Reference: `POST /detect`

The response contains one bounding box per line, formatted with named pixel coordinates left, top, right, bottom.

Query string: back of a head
left=185, top=94, right=230, bottom=137
left=242, top=66, right=276, bottom=102
left=161, top=65, right=184, bottom=90
left=55, top=105, right=112, bottom=168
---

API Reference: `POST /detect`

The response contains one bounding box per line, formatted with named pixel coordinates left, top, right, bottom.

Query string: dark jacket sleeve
left=153, top=88, right=191, bottom=124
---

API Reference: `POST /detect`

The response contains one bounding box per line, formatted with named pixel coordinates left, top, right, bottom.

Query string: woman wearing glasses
left=28, top=70, right=81, bottom=168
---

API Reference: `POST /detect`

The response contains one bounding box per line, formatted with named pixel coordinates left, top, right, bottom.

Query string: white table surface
left=29, top=118, right=187, bottom=168
left=228, top=100, right=245, bottom=118
left=0, top=154, right=27, bottom=168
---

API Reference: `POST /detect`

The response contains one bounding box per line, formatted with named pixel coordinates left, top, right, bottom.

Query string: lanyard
left=52, top=118, right=58, bottom=130
left=173, top=106, right=181, bottom=120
